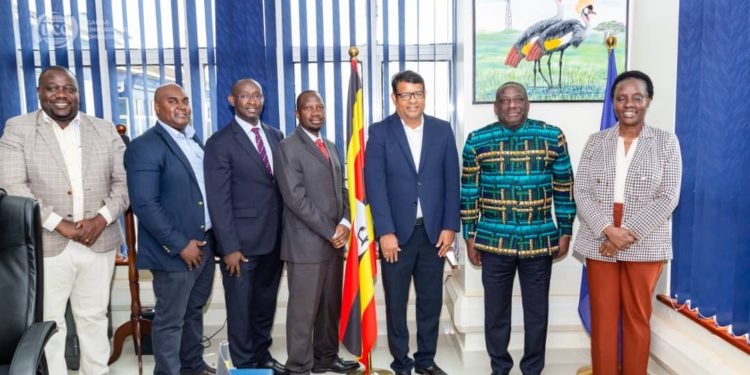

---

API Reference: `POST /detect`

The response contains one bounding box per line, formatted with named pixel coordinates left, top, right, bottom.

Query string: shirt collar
left=158, top=120, right=196, bottom=140
left=235, top=115, right=262, bottom=133
left=42, top=110, right=80, bottom=130
left=399, top=115, right=424, bottom=132
left=300, top=126, right=321, bottom=142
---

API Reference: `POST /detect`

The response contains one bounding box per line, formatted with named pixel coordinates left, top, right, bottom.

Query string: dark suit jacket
left=364, top=113, right=460, bottom=245
left=204, top=120, right=284, bottom=257
left=274, top=126, right=349, bottom=263
left=125, top=124, right=210, bottom=272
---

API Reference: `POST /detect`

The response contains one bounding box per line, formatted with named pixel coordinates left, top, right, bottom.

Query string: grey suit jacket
left=0, top=110, right=129, bottom=257
left=572, top=125, right=681, bottom=262
left=274, top=126, right=349, bottom=263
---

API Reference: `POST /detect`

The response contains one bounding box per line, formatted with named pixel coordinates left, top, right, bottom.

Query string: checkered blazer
left=0, top=110, right=129, bottom=257
left=572, top=125, right=682, bottom=262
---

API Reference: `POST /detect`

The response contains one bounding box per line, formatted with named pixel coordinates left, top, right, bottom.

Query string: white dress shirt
left=401, top=116, right=424, bottom=219
left=41, top=112, right=114, bottom=247
left=235, top=115, right=274, bottom=174
left=614, top=136, right=639, bottom=203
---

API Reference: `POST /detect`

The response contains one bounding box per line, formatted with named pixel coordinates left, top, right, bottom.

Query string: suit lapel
left=35, top=111, right=70, bottom=181
left=626, top=125, right=655, bottom=183
left=602, top=126, right=618, bottom=187
left=262, top=123, right=280, bottom=151
left=295, top=127, right=331, bottom=169
left=79, top=116, right=95, bottom=179
left=417, top=118, right=431, bottom=175
left=231, top=120, right=269, bottom=174
left=389, top=115, right=418, bottom=174
left=154, top=124, right=201, bottom=188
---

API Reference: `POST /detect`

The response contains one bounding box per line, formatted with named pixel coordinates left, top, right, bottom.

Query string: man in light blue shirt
left=125, top=83, right=216, bottom=375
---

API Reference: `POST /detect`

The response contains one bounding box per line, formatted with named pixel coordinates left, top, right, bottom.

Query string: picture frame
left=473, top=0, right=628, bottom=103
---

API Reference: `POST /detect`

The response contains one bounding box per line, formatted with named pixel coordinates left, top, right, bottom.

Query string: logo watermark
left=36, top=12, right=79, bottom=47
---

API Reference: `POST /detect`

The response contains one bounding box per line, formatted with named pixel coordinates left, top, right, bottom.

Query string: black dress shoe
left=180, top=365, right=216, bottom=375
left=395, top=371, right=412, bottom=375
left=415, top=364, right=447, bottom=375
left=260, top=358, right=287, bottom=375
left=311, top=356, right=360, bottom=373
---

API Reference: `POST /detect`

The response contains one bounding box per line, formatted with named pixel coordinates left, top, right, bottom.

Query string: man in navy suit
left=365, top=70, right=460, bottom=375
left=204, top=79, right=285, bottom=374
left=125, top=83, right=216, bottom=375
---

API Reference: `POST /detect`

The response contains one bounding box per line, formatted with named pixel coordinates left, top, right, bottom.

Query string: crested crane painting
left=474, top=0, right=627, bottom=102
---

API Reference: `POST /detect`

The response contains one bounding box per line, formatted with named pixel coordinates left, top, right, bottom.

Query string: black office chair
left=0, top=189, right=57, bottom=375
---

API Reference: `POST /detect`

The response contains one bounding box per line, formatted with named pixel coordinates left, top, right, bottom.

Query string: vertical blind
left=2, top=0, right=217, bottom=140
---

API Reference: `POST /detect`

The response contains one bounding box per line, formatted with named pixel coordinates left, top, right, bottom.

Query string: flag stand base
left=350, top=368, right=394, bottom=375
left=576, top=365, right=592, bottom=375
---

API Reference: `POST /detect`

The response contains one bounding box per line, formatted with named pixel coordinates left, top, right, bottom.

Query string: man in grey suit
left=274, top=90, right=359, bottom=375
left=0, top=66, right=129, bottom=375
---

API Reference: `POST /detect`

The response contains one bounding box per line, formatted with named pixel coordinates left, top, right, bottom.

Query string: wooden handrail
left=656, top=294, right=750, bottom=355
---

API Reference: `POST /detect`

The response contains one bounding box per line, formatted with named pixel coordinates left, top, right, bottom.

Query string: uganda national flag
left=339, top=56, right=378, bottom=373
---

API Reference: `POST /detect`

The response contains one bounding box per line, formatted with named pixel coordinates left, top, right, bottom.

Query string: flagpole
left=341, top=46, right=393, bottom=375
left=576, top=34, right=618, bottom=375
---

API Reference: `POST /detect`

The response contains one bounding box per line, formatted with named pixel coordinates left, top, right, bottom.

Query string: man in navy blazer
left=204, top=79, right=285, bottom=374
left=125, top=83, right=216, bottom=375
left=365, top=71, right=460, bottom=375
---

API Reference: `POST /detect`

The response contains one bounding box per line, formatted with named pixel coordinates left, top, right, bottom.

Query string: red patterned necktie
left=251, top=128, right=272, bottom=174
left=315, top=139, right=330, bottom=161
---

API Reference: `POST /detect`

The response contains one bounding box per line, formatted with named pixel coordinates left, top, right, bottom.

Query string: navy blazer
left=204, top=120, right=284, bottom=257
left=365, top=113, right=461, bottom=245
left=125, top=124, right=210, bottom=272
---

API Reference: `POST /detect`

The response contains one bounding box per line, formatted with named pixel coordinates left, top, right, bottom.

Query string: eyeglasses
left=238, top=93, right=264, bottom=101
left=498, top=97, right=526, bottom=106
left=44, top=85, right=78, bottom=94
left=395, top=91, right=425, bottom=101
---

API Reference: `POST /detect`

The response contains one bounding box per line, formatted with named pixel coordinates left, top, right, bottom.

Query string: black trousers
left=380, top=224, right=445, bottom=373
left=482, top=252, right=552, bottom=375
left=220, top=249, right=283, bottom=368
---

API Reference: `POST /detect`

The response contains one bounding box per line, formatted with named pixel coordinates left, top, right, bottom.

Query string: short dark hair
left=495, top=81, right=528, bottom=100
left=611, top=70, right=654, bottom=100
left=391, top=70, right=425, bottom=94
left=38, top=66, right=77, bottom=87
left=296, top=90, right=323, bottom=110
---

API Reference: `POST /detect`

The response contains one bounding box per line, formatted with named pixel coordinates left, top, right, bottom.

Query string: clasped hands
left=55, top=214, right=107, bottom=246
left=600, top=225, right=638, bottom=257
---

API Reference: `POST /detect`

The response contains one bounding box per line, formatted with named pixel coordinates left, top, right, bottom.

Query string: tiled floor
left=99, top=323, right=668, bottom=375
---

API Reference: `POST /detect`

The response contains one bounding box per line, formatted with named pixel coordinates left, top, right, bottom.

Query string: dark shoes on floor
left=311, top=356, right=360, bottom=373
left=260, top=358, right=288, bottom=375
left=415, top=364, right=447, bottom=375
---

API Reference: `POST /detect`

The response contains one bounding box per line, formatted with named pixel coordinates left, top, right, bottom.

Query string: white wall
left=450, top=1, right=750, bottom=373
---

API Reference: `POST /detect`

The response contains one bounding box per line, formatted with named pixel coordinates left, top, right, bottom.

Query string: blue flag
left=578, top=47, right=618, bottom=335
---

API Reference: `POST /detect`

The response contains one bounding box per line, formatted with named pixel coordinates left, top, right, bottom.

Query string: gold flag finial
left=605, top=35, right=617, bottom=51
left=349, top=47, right=360, bottom=59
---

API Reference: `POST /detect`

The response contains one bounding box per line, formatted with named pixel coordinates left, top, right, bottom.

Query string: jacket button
left=417, top=182, right=422, bottom=187
left=198, top=201, right=204, bottom=206
left=200, top=224, right=205, bottom=229
left=67, top=190, right=72, bottom=195
left=67, top=214, right=72, bottom=218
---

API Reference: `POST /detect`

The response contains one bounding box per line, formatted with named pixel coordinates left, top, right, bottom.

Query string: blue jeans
left=151, top=232, right=216, bottom=375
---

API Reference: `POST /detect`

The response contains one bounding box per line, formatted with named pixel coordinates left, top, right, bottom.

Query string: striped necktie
left=251, top=128, right=272, bottom=174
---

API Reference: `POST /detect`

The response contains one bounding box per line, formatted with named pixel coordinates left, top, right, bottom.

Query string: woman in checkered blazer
left=572, top=71, right=682, bottom=375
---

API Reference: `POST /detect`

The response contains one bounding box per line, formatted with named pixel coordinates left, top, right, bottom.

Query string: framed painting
left=473, top=0, right=628, bottom=103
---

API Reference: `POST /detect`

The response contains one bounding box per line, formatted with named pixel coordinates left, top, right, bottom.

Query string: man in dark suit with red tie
left=274, top=90, right=359, bottom=375
left=204, top=79, right=285, bottom=374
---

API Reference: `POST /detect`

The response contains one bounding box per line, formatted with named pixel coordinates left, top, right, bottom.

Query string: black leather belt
left=415, top=217, right=424, bottom=226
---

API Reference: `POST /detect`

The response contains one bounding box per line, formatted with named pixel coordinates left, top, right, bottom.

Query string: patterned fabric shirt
left=461, top=119, right=575, bottom=258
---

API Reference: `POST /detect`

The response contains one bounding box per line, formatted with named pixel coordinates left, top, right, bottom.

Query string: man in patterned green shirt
left=461, top=82, right=575, bottom=375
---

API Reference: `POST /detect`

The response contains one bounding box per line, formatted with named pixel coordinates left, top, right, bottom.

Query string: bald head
left=154, top=83, right=192, bottom=131
left=228, top=79, right=265, bottom=125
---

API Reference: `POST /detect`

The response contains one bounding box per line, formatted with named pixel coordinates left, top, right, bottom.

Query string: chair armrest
left=9, top=321, right=57, bottom=375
